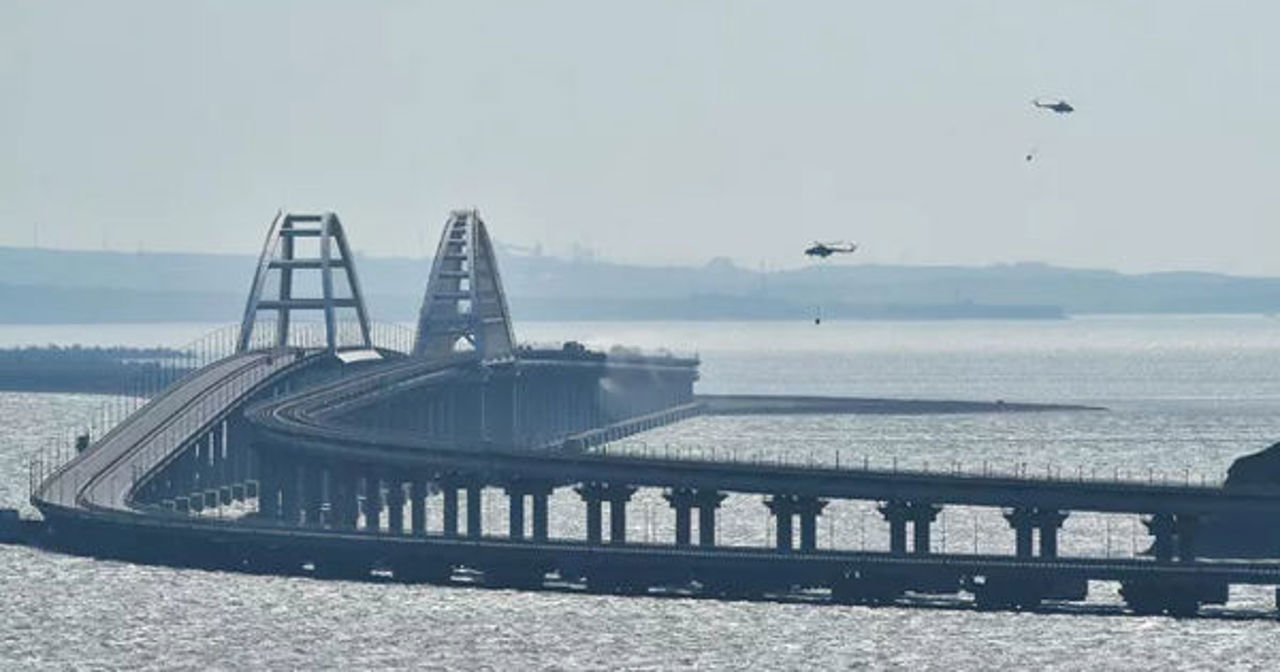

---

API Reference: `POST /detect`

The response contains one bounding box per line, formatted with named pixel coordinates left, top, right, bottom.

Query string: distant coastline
left=0, top=346, right=188, bottom=395
left=4, top=245, right=1280, bottom=324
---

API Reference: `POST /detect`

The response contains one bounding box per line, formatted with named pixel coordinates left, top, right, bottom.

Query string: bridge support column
left=363, top=474, right=383, bottom=532
left=505, top=482, right=553, bottom=541
left=1004, top=507, right=1069, bottom=558
left=227, top=420, right=249, bottom=499
left=608, top=486, right=636, bottom=544
left=190, top=440, right=206, bottom=494
left=386, top=481, right=406, bottom=535
left=214, top=424, right=232, bottom=504
left=696, top=491, right=727, bottom=547
left=1036, top=510, right=1068, bottom=558
left=331, top=466, right=358, bottom=529
left=878, top=500, right=911, bottom=555
left=442, top=485, right=459, bottom=538
left=577, top=482, right=634, bottom=544
left=765, top=495, right=798, bottom=551
left=466, top=485, right=483, bottom=538
left=1004, top=508, right=1037, bottom=559
left=1145, top=512, right=1176, bottom=563
left=410, top=480, right=428, bottom=536
left=279, top=460, right=301, bottom=525
left=303, top=463, right=325, bottom=527
left=878, top=500, right=939, bottom=555
left=256, top=452, right=281, bottom=519
left=507, top=486, right=526, bottom=540
left=1175, top=514, right=1198, bottom=563
left=797, top=497, right=828, bottom=552
left=664, top=488, right=695, bottom=546
left=910, top=503, right=941, bottom=556
left=667, top=488, right=727, bottom=548
left=531, top=487, right=550, bottom=542
left=586, top=497, right=603, bottom=544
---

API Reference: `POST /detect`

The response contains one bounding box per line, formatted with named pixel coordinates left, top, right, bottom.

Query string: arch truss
left=414, top=209, right=516, bottom=361
left=237, top=211, right=373, bottom=353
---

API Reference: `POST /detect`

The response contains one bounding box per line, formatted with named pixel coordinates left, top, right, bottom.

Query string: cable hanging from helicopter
left=803, top=241, right=858, bottom=325
left=1027, top=97, right=1073, bottom=163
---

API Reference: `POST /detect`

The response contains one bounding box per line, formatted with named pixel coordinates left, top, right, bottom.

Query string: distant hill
left=1, top=246, right=1278, bottom=323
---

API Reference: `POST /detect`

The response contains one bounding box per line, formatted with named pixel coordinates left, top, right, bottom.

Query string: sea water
left=2, top=316, right=1279, bottom=670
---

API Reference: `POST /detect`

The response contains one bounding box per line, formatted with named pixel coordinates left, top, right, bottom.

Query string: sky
left=1, top=1, right=1277, bottom=274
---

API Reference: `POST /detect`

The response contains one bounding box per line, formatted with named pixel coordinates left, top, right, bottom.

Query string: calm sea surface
left=3, top=316, right=1280, bottom=670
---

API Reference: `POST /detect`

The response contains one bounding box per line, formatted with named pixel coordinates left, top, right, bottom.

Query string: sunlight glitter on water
left=4, top=317, right=1280, bottom=669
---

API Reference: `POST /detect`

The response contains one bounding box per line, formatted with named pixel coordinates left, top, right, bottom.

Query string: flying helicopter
left=1032, top=97, right=1074, bottom=114
left=805, top=241, right=859, bottom=325
left=804, top=241, right=858, bottom=258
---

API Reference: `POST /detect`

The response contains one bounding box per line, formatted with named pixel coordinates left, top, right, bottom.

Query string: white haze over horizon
left=2, top=1, right=1277, bottom=274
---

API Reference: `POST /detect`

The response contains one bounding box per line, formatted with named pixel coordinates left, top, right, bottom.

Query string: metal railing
left=26, top=320, right=410, bottom=502
left=594, top=440, right=1227, bottom=490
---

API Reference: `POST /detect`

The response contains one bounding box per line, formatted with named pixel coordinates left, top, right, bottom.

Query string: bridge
left=26, top=208, right=1280, bottom=618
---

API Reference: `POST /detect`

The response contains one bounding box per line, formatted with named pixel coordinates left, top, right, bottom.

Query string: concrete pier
left=1005, top=507, right=1036, bottom=558
left=1037, top=510, right=1068, bottom=558
left=879, top=500, right=910, bottom=555
left=410, top=480, right=428, bottom=536
left=442, top=485, right=459, bottom=538
left=257, top=456, right=280, bottom=519
left=1004, top=507, right=1069, bottom=558
left=507, top=486, right=525, bottom=539
left=766, top=495, right=827, bottom=552
left=910, top=503, right=941, bottom=555
left=531, top=486, right=550, bottom=542
left=577, top=482, right=636, bottom=545
left=280, top=463, right=301, bottom=524
left=879, top=500, right=940, bottom=555
left=1147, top=513, right=1176, bottom=562
left=303, top=464, right=324, bottom=526
left=466, top=485, right=482, bottom=538
left=505, top=482, right=553, bottom=542
left=331, top=469, right=357, bottom=529
left=1175, top=514, right=1199, bottom=563
left=665, top=488, right=727, bottom=547
left=363, top=474, right=382, bottom=532
left=697, top=491, right=727, bottom=547
left=665, top=488, right=696, bottom=546
left=386, top=481, right=405, bottom=535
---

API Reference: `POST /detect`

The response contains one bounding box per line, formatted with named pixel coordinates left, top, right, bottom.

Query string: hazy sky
left=2, top=2, right=1277, bottom=273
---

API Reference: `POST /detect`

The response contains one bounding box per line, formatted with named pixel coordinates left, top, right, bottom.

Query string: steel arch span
left=414, top=209, right=516, bottom=362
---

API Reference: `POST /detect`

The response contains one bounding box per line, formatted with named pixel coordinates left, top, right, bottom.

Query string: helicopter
left=804, top=241, right=858, bottom=258
left=1032, top=98, right=1074, bottom=114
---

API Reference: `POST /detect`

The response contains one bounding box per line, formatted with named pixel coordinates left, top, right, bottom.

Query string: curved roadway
left=249, top=360, right=1280, bottom=518
left=35, top=349, right=312, bottom=514
left=27, top=349, right=1280, bottom=603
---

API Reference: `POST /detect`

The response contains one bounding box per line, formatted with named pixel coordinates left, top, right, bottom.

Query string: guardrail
left=594, top=440, right=1228, bottom=490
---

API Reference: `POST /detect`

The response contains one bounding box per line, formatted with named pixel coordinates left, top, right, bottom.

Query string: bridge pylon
left=237, top=211, right=373, bottom=353
left=414, top=209, right=516, bottom=361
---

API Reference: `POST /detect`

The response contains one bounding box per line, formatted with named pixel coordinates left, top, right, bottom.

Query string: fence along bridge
left=28, top=209, right=1280, bottom=617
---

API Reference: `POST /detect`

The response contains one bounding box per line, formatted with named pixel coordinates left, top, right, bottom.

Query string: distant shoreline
left=698, top=394, right=1104, bottom=415
left=0, top=346, right=187, bottom=396
left=8, top=246, right=1280, bottom=321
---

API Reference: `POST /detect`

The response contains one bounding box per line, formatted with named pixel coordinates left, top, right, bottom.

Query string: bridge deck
left=30, top=349, right=1280, bottom=609
left=37, top=350, right=305, bottom=512
left=249, top=362, right=1280, bottom=517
